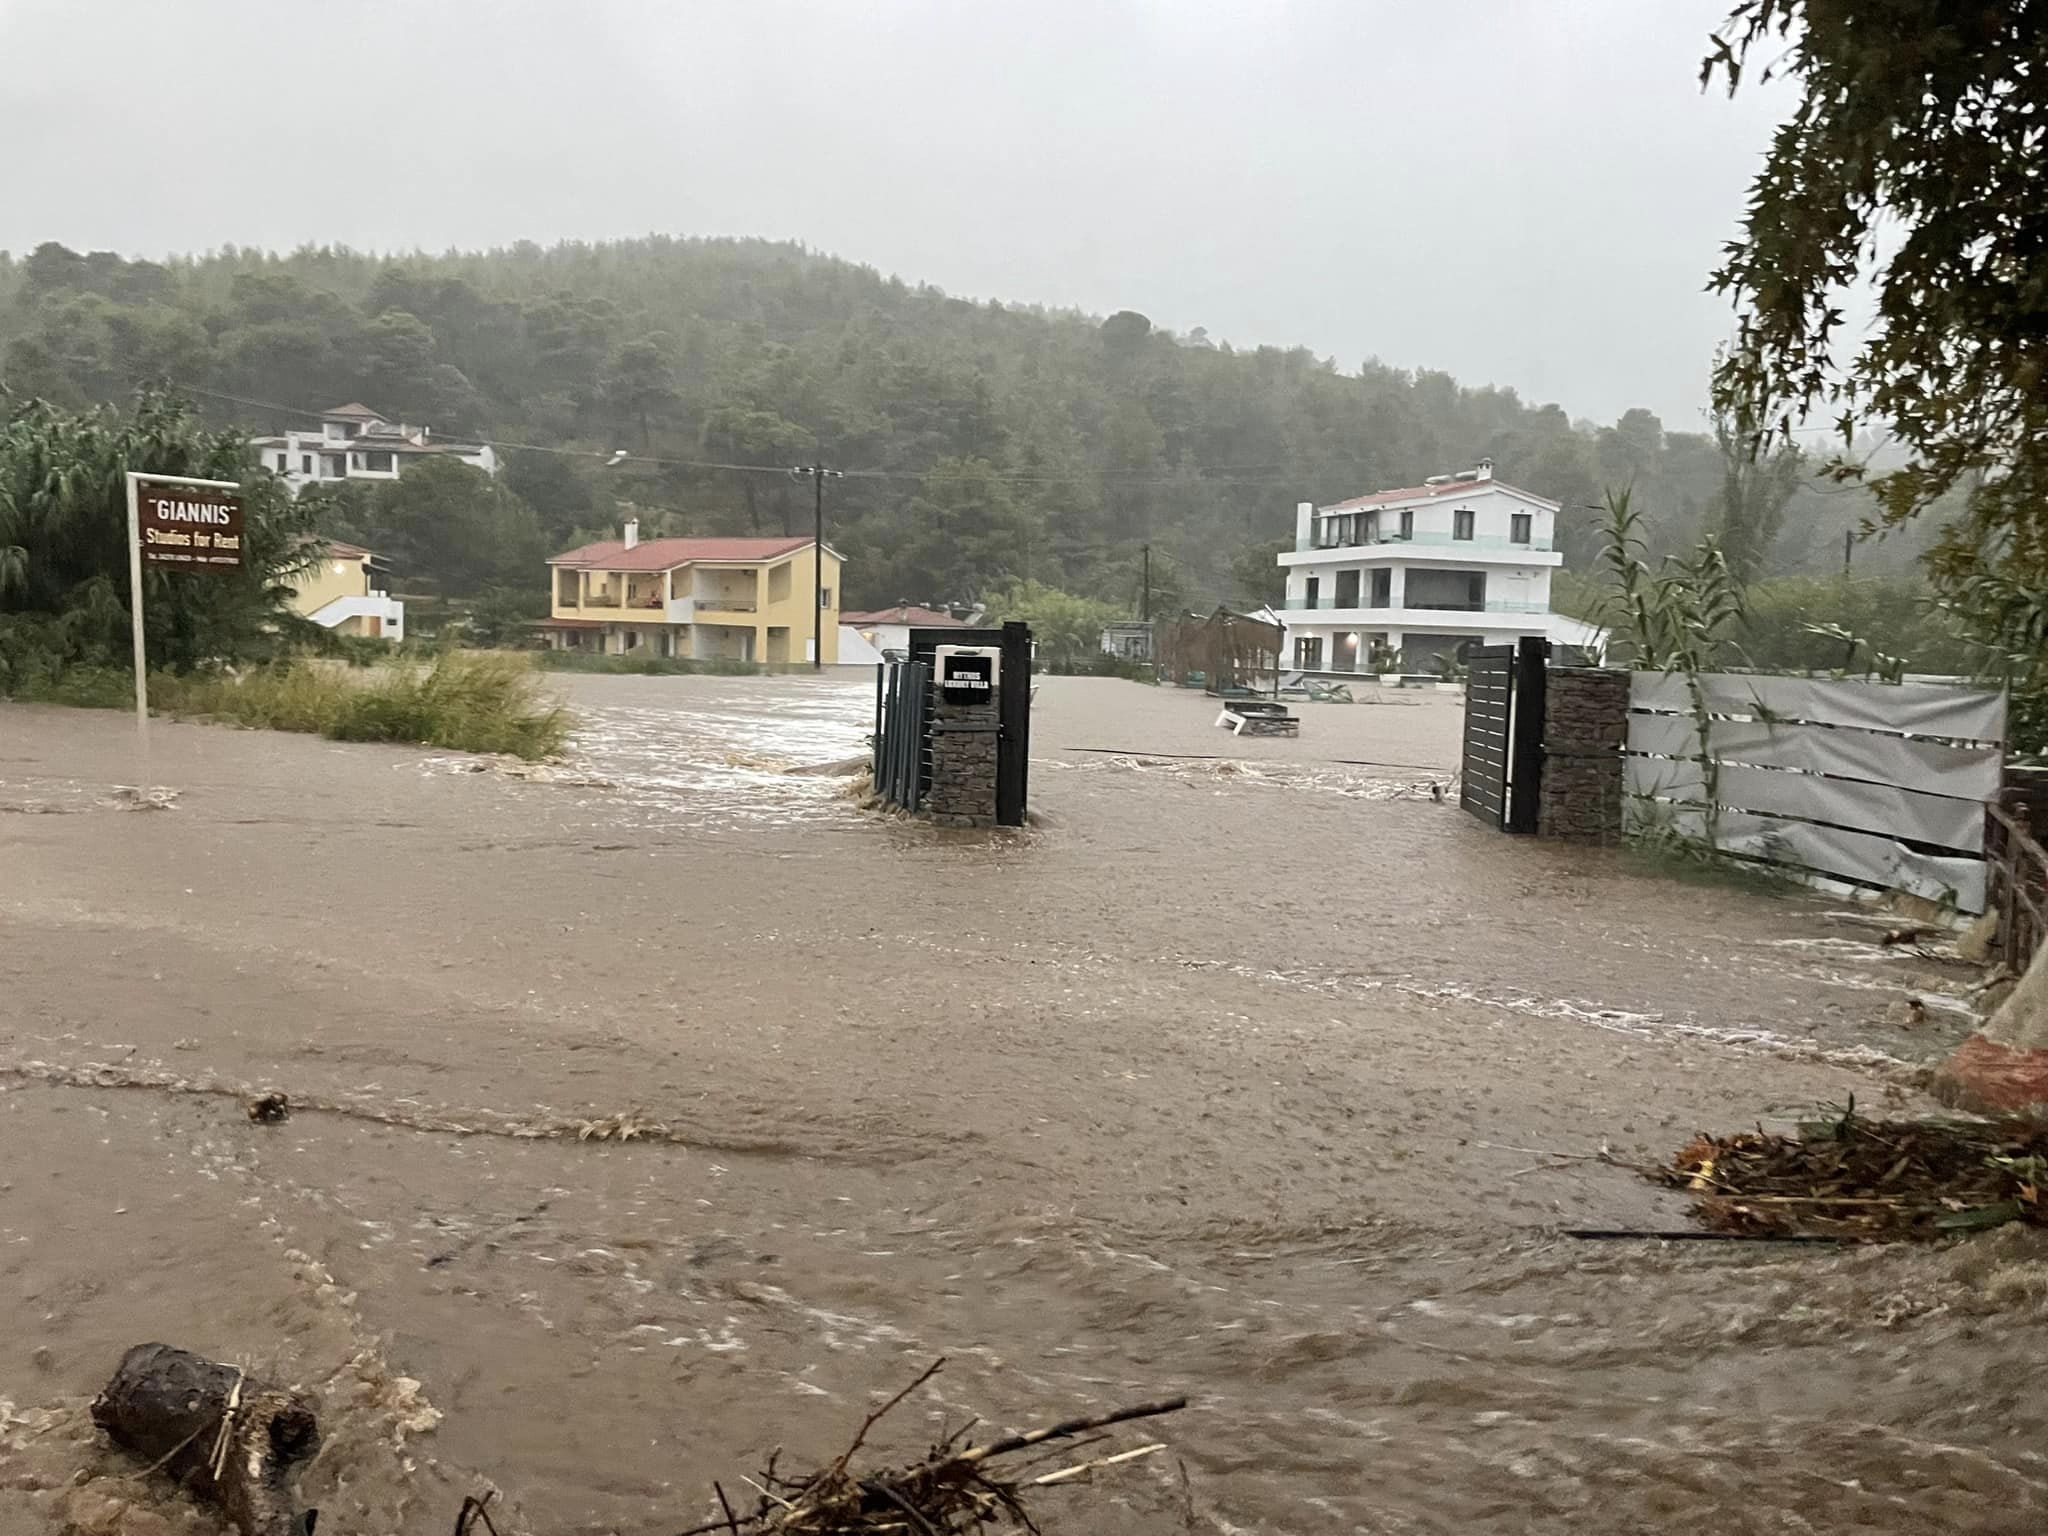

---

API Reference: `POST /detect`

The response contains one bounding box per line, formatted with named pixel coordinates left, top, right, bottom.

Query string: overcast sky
left=0, top=0, right=1784, bottom=427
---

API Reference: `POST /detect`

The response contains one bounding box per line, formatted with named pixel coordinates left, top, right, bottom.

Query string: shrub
left=533, top=650, right=771, bottom=677
left=151, top=652, right=569, bottom=760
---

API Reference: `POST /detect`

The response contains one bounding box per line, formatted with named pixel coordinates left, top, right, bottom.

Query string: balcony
left=696, top=598, right=757, bottom=613
left=1297, top=531, right=1553, bottom=553
left=1283, top=597, right=1551, bottom=615
left=583, top=592, right=622, bottom=609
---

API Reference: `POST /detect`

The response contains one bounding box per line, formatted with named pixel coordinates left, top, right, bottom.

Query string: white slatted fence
left=1626, top=671, right=2006, bottom=910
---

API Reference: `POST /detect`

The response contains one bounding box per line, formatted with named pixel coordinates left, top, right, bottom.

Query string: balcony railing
left=1296, top=531, right=1553, bottom=553
left=584, top=592, right=621, bottom=608
left=1283, top=597, right=1551, bottom=614
left=696, top=598, right=758, bottom=613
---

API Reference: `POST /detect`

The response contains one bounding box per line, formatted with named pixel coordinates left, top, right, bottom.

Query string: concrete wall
left=1539, top=667, right=1630, bottom=842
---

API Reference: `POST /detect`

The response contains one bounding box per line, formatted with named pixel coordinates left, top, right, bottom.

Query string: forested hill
left=0, top=235, right=1927, bottom=610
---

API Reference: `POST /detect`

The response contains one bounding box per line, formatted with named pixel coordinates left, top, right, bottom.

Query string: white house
left=251, top=402, right=497, bottom=499
left=1276, top=460, right=1597, bottom=675
left=839, top=605, right=978, bottom=658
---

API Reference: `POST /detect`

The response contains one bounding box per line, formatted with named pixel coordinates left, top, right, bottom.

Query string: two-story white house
left=1276, top=460, right=1600, bottom=675
left=251, top=402, right=497, bottom=499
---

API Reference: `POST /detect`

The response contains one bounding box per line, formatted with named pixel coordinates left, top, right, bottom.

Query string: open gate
left=1459, top=636, right=1548, bottom=832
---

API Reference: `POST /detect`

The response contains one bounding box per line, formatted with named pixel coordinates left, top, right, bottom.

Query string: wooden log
left=90, top=1343, right=319, bottom=1536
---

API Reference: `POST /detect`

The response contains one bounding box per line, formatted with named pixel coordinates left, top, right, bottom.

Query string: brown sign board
left=137, top=480, right=245, bottom=572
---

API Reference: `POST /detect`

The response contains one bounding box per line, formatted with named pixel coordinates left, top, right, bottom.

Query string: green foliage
left=0, top=237, right=1928, bottom=627
left=1933, top=564, right=2048, bottom=763
left=0, top=388, right=317, bottom=689
left=979, top=579, right=1122, bottom=671
left=1735, top=574, right=1974, bottom=677
left=1592, top=488, right=1744, bottom=672
left=301, top=456, right=543, bottom=596
left=459, top=584, right=550, bottom=647
left=1706, top=1, right=2048, bottom=746
left=152, top=652, right=568, bottom=759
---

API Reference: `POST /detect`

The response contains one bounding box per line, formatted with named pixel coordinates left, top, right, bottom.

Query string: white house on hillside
left=1276, top=460, right=1601, bottom=675
left=251, top=402, right=497, bottom=499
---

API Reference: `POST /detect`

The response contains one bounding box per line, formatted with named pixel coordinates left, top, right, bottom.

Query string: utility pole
left=1843, top=529, right=1854, bottom=575
left=1141, top=543, right=1151, bottom=622
left=791, top=463, right=842, bottom=669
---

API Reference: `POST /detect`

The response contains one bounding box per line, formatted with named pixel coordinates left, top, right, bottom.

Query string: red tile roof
left=322, top=402, right=384, bottom=420
left=323, top=540, right=373, bottom=560
left=549, top=535, right=815, bottom=571
left=841, top=605, right=971, bottom=627
left=1321, top=476, right=1557, bottom=512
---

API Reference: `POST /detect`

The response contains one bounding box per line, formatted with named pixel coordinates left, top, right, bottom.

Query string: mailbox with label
left=934, top=644, right=1000, bottom=706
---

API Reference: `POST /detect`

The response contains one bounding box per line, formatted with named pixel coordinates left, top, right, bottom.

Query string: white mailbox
left=934, top=644, right=1000, bottom=706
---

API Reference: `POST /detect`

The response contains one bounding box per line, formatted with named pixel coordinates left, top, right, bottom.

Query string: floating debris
left=1655, top=1101, right=2048, bottom=1239
left=244, top=1091, right=290, bottom=1124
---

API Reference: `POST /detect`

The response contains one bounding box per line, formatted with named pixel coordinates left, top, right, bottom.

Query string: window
left=276, top=452, right=288, bottom=471
left=1399, top=509, right=1414, bottom=539
left=1453, top=508, right=1476, bottom=541
left=1510, top=513, right=1532, bottom=545
left=363, top=451, right=395, bottom=473
left=1368, top=569, right=1391, bottom=607
left=1294, top=635, right=1323, bottom=670
left=1304, top=576, right=1320, bottom=608
left=819, top=587, right=832, bottom=608
left=1362, top=511, right=1380, bottom=543
left=302, top=454, right=313, bottom=475
left=1334, top=569, right=1360, bottom=608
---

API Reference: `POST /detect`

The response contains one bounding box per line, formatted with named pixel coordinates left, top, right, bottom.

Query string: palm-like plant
left=0, top=388, right=321, bottom=682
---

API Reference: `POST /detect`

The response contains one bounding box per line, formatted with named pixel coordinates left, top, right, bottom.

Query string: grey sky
left=0, top=0, right=1783, bottom=428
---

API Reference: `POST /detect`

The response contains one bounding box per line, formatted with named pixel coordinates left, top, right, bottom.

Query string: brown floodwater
left=2, top=675, right=2043, bottom=1536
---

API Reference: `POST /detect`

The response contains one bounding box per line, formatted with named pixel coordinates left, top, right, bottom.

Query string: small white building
left=1276, top=460, right=1597, bottom=675
left=251, top=402, right=497, bottom=499
left=839, top=605, right=977, bottom=658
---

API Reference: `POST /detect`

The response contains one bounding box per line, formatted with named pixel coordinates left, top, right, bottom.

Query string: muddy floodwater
left=3, top=673, right=2046, bottom=1535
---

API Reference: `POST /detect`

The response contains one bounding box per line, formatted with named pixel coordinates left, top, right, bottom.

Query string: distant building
left=1100, top=620, right=1155, bottom=662
left=291, top=540, right=403, bottom=641
left=540, top=521, right=843, bottom=664
left=840, top=605, right=976, bottom=658
left=252, top=402, right=496, bottom=499
left=1276, top=460, right=1600, bottom=674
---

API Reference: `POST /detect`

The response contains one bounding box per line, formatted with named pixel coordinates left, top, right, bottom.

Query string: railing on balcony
left=697, top=598, right=758, bottom=613
left=1283, top=597, right=1553, bottom=614
left=1296, top=531, right=1553, bottom=553
left=584, top=592, right=622, bottom=608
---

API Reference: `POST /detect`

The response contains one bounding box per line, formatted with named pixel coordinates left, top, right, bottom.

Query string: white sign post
left=124, top=471, right=245, bottom=792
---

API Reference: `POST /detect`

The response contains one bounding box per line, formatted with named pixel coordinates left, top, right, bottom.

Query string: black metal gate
left=873, top=657, right=931, bottom=812
left=1459, top=636, right=1548, bottom=833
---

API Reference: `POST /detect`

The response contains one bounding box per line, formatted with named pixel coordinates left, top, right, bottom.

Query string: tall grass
left=152, top=652, right=569, bottom=760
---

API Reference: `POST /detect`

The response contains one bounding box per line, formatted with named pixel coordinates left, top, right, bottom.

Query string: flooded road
left=3, top=675, right=2044, bottom=1535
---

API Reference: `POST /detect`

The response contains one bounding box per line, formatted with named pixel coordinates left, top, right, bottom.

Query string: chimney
left=1476, top=457, right=1494, bottom=480
left=1295, top=500, right=1315, bottom=548
left=623, top=518, right=640, bottom=549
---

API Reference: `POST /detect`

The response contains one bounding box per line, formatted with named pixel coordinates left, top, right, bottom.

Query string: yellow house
left=292, top=540, right=404, bottom=640
left=539, top=524, right=843, bottom=664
